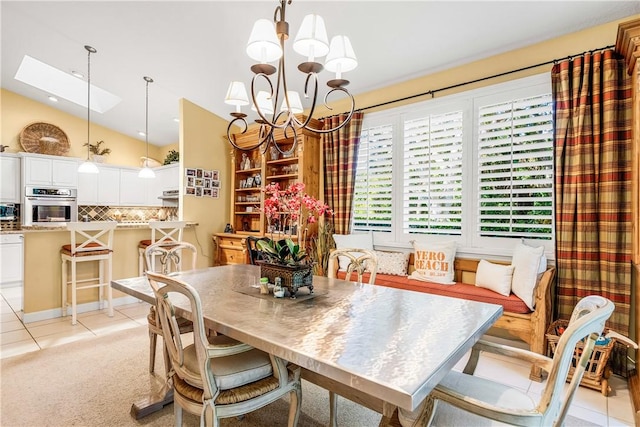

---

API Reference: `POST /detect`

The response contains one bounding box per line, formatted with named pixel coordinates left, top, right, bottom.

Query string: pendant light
left=78, top=45, right=99, bottom=174
left=139, top=76, right=155, bottom=179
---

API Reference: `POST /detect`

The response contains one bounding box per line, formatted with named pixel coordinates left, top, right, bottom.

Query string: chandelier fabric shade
left=225, top=81, right=250, bottom=113
left=280, top=91, right=303, bottom=113
left=325, top=35, right=358, bottom=78
left=293, top=14, right=329, bottom=61
left=246, top=19, right=283, bottom=63
left=225, top=0, right=358, bottom=155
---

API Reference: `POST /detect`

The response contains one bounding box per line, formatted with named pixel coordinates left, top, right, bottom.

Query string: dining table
left=111, top=264, right=502, bottom=426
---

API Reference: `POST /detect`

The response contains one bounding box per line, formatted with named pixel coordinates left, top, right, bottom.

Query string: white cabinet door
left=0, top=156, right=20, bottom=203
left=98, top=166, right=120, bottom=205
left=77, top=171, right=98, bottom=205
left=51, top=159, right=78, bottom=187
left=23, top=156, right=52, bottom=186
left=119, top=169, right=147, bottom=206
left=22, top=155, right=78, bottom=188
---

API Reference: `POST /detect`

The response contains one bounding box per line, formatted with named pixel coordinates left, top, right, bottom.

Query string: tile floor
left=0, top=288, right=636, bottom=426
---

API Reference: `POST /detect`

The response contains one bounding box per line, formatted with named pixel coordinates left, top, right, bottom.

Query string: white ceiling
left=2, top=1, right=639, bottom=147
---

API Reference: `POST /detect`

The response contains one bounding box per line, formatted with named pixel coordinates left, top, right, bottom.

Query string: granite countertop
left=1, top=221, right=197, bottom=234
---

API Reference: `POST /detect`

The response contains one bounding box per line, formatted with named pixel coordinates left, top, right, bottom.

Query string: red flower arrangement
left=262, top=182, right=332, bottom=237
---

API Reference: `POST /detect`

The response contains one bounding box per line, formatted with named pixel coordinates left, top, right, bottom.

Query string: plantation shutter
left=352, top=124, right=393, bottom=232
left=477, top=93, right=554, bottom=239
left=402, top=111, right=464, bottom=235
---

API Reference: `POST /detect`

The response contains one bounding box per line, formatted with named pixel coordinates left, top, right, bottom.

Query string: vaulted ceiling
left=2, top=1, right=639, bottom=146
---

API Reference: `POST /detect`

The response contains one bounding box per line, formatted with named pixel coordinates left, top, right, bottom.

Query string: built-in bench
left=328, top=253, right=556, bottom=381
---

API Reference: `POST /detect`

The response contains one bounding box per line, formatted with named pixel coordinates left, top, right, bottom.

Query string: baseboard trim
left=22, top=295, right=142, bottom=324
left=628, top=369, right=640, bottom=426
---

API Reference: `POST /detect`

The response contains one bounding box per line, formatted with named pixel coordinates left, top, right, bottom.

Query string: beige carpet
left=0, top=325, right=599, bottom=427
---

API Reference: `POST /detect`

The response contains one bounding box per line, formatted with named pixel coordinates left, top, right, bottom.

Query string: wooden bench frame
left=329, top=254, right=556, bottom=381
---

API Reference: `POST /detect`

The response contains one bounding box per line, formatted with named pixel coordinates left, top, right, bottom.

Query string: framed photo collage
left=185, top=168, right=220, bottom=198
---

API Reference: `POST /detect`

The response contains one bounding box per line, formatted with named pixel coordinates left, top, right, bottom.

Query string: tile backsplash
left=78, top=206, right=178, bottom=222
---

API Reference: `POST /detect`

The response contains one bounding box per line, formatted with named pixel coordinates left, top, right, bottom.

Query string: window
left=353, top=123, right=394, bottom=232
left=353, top=74, right=554, bottom=256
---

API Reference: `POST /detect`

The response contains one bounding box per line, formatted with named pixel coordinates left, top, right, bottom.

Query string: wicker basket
left=546, top=319, right=614, bottom=396
left=256, top=261, right=313, bottom=296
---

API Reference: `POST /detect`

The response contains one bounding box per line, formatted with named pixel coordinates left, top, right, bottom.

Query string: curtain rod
left=356, top=44, right=615, bottom=113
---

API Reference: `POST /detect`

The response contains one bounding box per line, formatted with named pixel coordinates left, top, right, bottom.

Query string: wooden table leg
left=130, top=382, right=174, bottom=419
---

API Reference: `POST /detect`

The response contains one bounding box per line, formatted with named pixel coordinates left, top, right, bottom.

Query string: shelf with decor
left=213, top=117, right=322, bottom=266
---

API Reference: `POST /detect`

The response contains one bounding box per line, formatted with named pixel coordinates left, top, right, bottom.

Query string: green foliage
left=257, top=238, right=307, bottom=266
left=163, top=150, right=179, bottom=165
left=83, top=140, right=111, bottom=156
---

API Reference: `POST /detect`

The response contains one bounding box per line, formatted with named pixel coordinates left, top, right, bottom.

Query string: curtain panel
left=552, top=49, right=633, bottom=335
left=321, top=111, right=364, bottom=235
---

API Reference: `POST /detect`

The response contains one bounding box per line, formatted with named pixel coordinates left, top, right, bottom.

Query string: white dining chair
left=146, top=271, right=302, bottom=426
left=399, top=295, right=614, bottom=427
left=144, top=241, right=197, bottom=374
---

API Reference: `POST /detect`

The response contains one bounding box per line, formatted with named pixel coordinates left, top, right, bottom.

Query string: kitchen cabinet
left=21, top=153, right=78, bottom=188
left=119, top=169, right=148, bottom=206
left=147, top=163, right=179, bottom=205
left=0, top=154, right=20, bottom=203
left=77, top=165, right=120, bottom=205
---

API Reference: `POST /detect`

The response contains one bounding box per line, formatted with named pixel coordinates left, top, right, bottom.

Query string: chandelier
left=225, top=0, right=357, bottom=155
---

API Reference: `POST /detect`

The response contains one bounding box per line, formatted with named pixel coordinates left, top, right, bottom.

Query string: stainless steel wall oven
left=23, top=187, right=77, bottom=226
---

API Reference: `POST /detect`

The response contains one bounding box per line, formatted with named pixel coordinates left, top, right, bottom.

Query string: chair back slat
left=328, top=248, right=378, bottom=284
left=145, top=241, right=197, bottom=275
left=149, top=220, right=186, bottom=245
left=67, top=221, right=117, bottom=255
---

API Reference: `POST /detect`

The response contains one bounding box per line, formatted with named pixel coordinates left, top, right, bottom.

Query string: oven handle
left=26, top=197, right=77, bottom=202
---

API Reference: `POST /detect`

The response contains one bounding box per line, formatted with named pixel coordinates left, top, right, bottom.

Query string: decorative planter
left=256, top=261, right=313, bottom=298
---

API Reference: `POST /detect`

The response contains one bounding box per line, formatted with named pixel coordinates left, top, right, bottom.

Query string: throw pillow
left=332, top=232, right=374, bottom=270
left=475, top=260, right=515, bottom=297
left=409, top=241, right=457, bottom=285
left=511, top=241, right=545, bottom=310
left=366, top=251, right=410, bottom=276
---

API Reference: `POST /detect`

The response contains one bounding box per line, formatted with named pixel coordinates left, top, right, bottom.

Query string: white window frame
left=355, top=73, right=555, bottom=259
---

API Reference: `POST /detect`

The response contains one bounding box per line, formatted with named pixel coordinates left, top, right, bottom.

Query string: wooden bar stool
left=61, top=221, right=117, bottom=325
left=137, top=220, right=186, bottom=276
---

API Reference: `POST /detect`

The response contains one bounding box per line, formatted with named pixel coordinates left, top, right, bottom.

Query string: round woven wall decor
left=19, top=122, right=70, bottom=156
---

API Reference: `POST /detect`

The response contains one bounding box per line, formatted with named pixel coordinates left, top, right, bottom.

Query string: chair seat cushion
left=182, top=340, right=273, bottom=390
left=173, top=371, right=280, bottom=405
left=61, top=242, right=111, bottom=256
left=398, top=370, right=537, bottom=427
left=436, top=370, right=536, bottom=410
left=138, top=239, right=153, bottom=249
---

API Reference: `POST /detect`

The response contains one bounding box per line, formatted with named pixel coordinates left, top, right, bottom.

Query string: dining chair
left=327, top=248, right=378, bottom=284
left=144, top=241, right=197, bottom=374
left=326, top=248, right=379, bottom=427
left=398, top=295, right=614, bottom=427
left=61, top=221, right=117, bottom=325
left=246, top=236, right=272, bottom=265
left=146, top=271, right=302, bottom=427
left=138, top=220, right=187, bottom=276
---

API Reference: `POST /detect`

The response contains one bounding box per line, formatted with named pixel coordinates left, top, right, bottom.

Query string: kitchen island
left=4, top=222, right=198, bottom=323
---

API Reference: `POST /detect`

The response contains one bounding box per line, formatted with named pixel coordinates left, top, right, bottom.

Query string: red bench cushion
left=336, top=271, right=531, bottom=314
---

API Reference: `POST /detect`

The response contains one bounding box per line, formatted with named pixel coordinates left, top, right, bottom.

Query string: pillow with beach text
left=409, top=241, right=457, bottom=285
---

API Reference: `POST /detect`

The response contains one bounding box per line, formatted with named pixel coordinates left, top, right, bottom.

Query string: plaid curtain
left=322, top=111, right=364, bottom=234
left=552, top=49, right=633, bottom=335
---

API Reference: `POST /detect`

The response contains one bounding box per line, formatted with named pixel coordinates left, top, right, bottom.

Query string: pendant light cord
left=143, top=76, right=154, bottom=165
left=86, top=46, right=95, bottom=161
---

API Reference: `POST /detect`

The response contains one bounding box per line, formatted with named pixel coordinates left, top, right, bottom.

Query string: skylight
left=14, top=55, right=121, bottom=113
